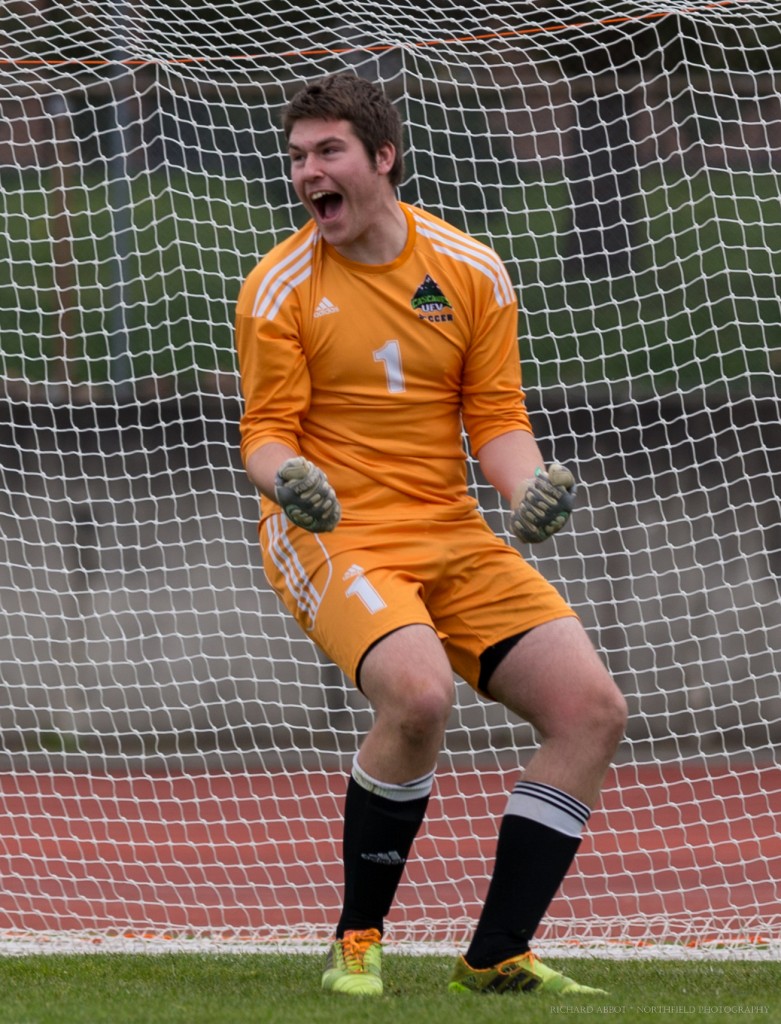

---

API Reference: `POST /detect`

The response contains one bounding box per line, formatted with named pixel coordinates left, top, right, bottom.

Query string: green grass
left=0, top=953, right=777, bottom=1024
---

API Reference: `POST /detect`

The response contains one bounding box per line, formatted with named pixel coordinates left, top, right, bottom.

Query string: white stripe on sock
left=352, top=755, right=434, bottom=802
left=505, top=780, right=590, bottom=838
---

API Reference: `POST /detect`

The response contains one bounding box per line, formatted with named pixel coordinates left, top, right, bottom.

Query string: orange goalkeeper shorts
left=259, top=509, right=576, bottom=693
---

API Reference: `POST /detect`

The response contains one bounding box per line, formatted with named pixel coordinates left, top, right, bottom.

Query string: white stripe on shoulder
left=412, top=210, right=515, bottom=307
left=251, top=229, right=318, bottom=320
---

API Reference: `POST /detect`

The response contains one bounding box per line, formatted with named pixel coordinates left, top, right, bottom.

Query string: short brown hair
left=282, top=73, right=404, bottom=188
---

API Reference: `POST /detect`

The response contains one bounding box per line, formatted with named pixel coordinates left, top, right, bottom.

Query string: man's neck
left=333, top=199, right=408, bottom=265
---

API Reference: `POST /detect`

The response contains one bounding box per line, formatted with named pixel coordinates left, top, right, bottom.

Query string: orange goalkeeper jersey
left=236, top=202, right=533, bottom=524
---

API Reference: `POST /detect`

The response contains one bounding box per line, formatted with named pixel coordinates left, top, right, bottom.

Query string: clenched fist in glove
left=510, top=463, right=576, bottom=544
left=274, top=456, right=341, bottom=533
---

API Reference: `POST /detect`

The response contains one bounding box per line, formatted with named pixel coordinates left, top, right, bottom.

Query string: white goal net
left=0, top=1, right=779, bottom=957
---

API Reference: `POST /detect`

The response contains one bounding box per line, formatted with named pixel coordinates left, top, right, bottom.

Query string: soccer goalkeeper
left=236, top=72, right=626, bottom=997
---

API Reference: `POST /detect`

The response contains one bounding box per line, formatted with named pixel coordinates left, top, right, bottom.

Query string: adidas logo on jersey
left=314, top=296, right=339, bottom=318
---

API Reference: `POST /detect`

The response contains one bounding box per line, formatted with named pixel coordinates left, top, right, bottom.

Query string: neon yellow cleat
left=448, top=951, right=607, bottom=995
left=322, top=928, right=383, bottom=996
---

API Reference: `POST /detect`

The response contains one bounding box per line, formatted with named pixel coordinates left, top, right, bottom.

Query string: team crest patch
left=411, top=275, right=454, bottom=322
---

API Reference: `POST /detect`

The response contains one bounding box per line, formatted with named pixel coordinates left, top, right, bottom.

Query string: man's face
left=287, top=118, right=395, bottom=257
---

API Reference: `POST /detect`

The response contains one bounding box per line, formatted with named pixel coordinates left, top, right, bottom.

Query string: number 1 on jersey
left=373, top=339, right=406, bottom=394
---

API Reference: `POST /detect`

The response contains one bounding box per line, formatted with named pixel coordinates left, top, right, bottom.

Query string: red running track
left=0, top=763, right=778, bottom=944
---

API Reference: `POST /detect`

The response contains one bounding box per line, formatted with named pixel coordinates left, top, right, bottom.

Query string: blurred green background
left=1, top=166, right=779, bottom=398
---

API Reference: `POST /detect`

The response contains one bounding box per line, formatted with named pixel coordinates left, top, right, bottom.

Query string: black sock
left=336, top=774, right=430, bottom=938
left=464, top=815, right=582, bottom=969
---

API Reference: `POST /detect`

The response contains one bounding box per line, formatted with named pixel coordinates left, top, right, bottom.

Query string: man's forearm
left=245, top=443, right=342, bottom=533
left=477, top=429, right=576, bottom=544
left=475, top=429, right=545, bottom=503
left=245, top=441, right=299, bottom=500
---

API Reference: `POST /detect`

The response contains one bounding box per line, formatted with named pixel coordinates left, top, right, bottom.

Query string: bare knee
left=581, top=676, right=627, bottom=757
left=360, top=624, right=455, bottom=751
left=489, top=620, right=627, bottom=759
left=524, top=670, right=624, bottom=754
left=378, top=675, right=454, bottom=748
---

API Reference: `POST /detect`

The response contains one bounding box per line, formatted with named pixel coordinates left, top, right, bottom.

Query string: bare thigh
left=488, top=618, right=617, bottom=730
left=486, top=617, right=627, bottom=804
left=356, top=624, right=456, bottom=784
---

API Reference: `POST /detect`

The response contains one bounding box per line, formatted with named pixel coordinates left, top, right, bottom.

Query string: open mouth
left=310, top=190, right=343, bottom=221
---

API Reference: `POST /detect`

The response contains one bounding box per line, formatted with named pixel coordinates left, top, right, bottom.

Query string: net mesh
left=0, top=0, right=779, bottom=956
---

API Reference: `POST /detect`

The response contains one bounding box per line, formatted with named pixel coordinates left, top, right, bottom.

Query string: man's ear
left=375, top=141, right=396, bottom=177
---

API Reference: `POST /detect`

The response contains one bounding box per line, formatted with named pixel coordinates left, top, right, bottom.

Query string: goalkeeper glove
left=274, top=456, right=341, bottom=533
left=510, top=463, right=576, bottom=544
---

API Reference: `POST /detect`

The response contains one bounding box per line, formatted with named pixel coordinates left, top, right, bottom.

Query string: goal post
left=0, top=1, right=779, bottom=956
